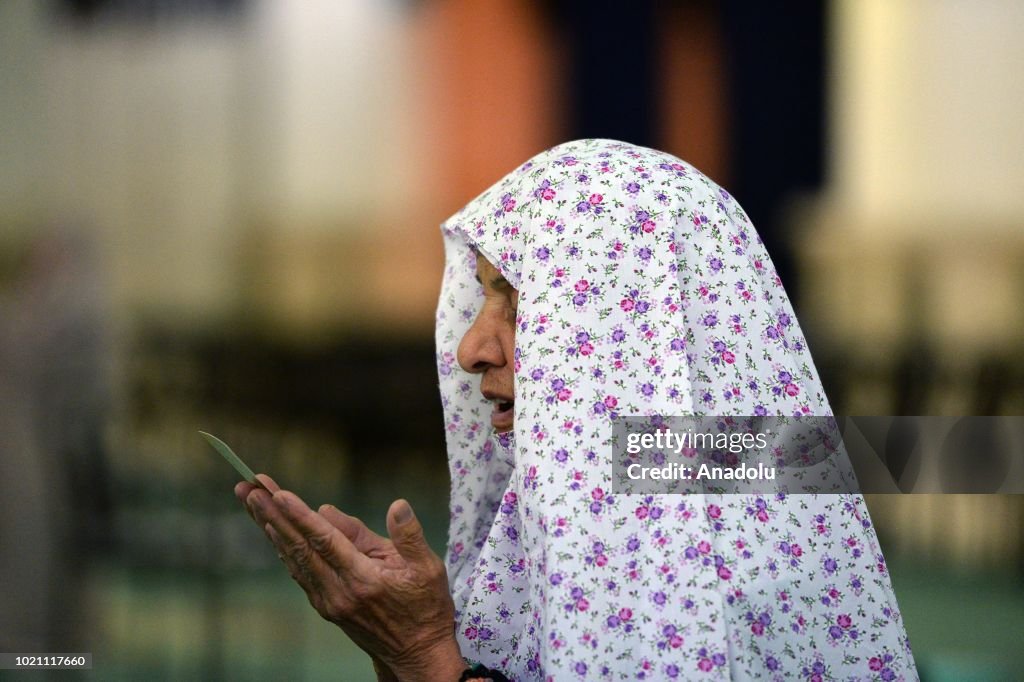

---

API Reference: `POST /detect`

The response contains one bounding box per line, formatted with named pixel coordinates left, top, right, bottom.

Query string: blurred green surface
left=41, top=520, right=1019, bottom=682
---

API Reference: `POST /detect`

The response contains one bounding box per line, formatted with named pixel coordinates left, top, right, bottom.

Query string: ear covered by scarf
left=436, top=140, right=916, bottom=680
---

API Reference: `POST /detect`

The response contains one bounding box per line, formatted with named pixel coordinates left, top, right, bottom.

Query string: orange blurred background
left=2, top=1, right=1022, bottom=679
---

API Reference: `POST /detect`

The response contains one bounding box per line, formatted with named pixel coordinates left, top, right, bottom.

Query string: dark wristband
left=458, top=662, right=511, bottom=682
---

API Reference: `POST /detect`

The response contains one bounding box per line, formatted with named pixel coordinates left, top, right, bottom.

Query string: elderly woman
left=237, top=140, right=917, bottom=681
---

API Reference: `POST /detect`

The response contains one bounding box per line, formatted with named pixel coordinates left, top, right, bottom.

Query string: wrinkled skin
left=235, top=476, right=464, bottom=681
left=235, top=255, right=517, bottom=681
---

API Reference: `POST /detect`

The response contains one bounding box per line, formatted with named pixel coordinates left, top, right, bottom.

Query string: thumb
left=386, top=499, right=433, bottom=566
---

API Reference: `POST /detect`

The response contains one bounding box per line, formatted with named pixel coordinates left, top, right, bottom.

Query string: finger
left=235, top=481, right=259, bottom=520
left=266, top=523, right=320, bottom=591
left=255, top=473, right=282, bottom=493
left=272, top=491, right=365, bottom=573
left=263, top=515, right=331, bottom=598
left=235, top=480, right=257, bottom=503
left=385, top=499, right=435, bottom=568
left=244, top=487, right=275, bottom=525
left=319, top=504, right=387, bottom=554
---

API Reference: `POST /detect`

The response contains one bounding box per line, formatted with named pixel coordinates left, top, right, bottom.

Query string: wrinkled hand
left=235, top=475, right=464, bottom=682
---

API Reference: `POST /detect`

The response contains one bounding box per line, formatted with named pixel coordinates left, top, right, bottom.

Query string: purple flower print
left=435, top=139, right=914, bottom=680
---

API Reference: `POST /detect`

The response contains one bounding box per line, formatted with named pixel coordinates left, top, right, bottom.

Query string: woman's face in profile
left=457, top=253, right=518, bottom=432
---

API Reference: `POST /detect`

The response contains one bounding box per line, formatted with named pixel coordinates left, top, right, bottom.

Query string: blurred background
left=1, top=0, right=1022, bottom=679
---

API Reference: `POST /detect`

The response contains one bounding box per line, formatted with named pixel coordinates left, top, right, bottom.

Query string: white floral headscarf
left=436, top=140, right=916, bottom=681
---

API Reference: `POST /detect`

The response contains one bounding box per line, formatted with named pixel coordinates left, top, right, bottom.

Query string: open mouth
left=491, top=399, right=515, bottom=430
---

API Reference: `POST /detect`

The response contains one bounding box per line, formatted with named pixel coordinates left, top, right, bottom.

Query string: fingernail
left=394, top=500, right=413, bottom=525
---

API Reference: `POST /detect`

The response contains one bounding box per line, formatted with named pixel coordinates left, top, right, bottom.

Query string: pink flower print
left=620, top=298, right=635, bottom=312
left=707, top=504, right=722, bottom=519
left=524, top=464, right=538, bottom=490
left=588, top=193, right=603, bottom=205
left=541, top=187, right=555, bottom=200
left=574, top=279, right=589, bottom=292
left=718, top=565, right=732, bottom=580
left=557, top=388, right=572, bottom=401
left=722, top=350, right=736, bottom=364
left=697, top=540, right=711, bottom=554
left=747, top=497, right=770, bottom=522
left=785, top=383, right=800, bottom=396
left=503, top=197, right=516, bottom=212
left=869, top=657, right=883, bottom=671
left=635, top=505, right=649, bottom=520
left=603, top=395, right=618, bottom=409
left=642, top=219, right=656, bottom=233
left=837, top=614, right=852, bottom=629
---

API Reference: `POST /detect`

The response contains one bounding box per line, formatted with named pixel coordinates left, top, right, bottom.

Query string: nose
left=457, top=309, right=506, bottom=374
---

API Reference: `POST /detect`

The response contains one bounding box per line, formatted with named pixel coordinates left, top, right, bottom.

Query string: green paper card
left=199, top=431, right=269, bottom=490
